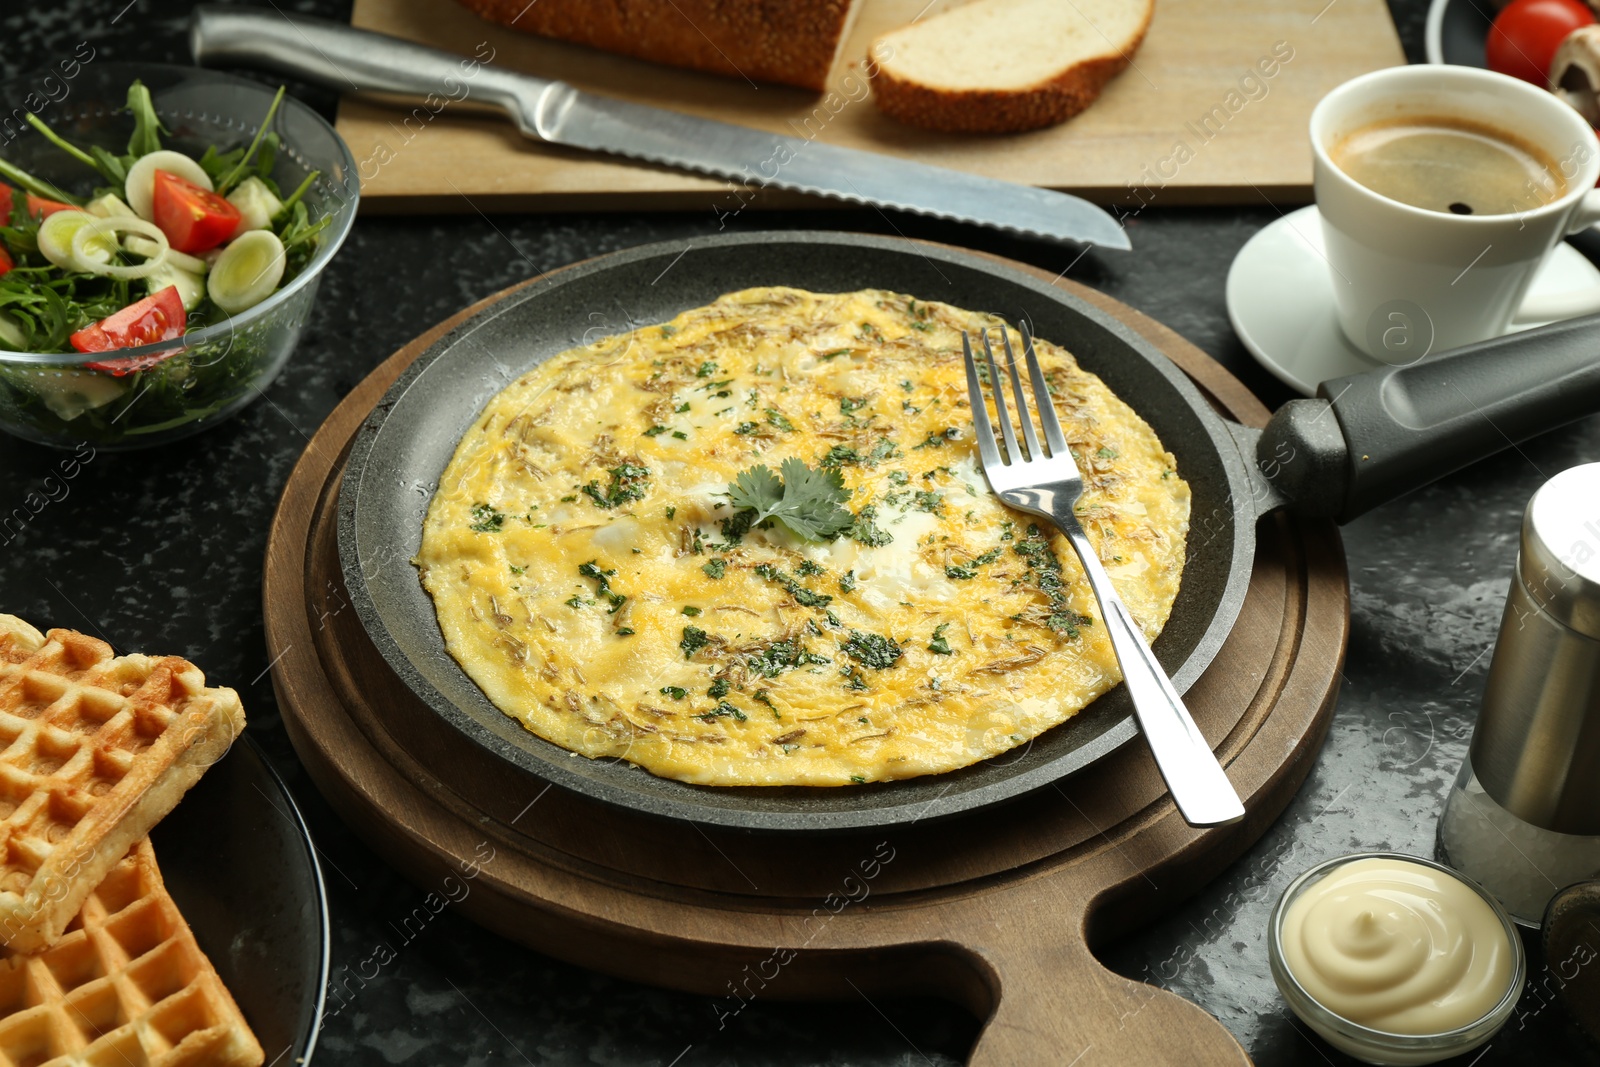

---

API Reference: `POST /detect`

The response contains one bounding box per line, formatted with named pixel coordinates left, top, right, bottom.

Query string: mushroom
left=1551, top=25, right=1600, bottom=126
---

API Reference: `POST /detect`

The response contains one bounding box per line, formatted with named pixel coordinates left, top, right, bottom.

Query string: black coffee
left=1331, top=117, right=1564, bottom=216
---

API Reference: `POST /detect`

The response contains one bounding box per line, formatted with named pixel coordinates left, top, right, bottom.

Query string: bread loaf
left=871, top=0, right=1155, bottom=133
left=452, top=0, right=866, bottom=92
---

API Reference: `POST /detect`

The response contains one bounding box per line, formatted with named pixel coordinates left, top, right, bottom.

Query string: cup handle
left=1513, top=189, right=1600, bottom=323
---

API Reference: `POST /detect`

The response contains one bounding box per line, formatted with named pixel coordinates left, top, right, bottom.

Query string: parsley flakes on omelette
left=415, top=287, right=1190, bottom=787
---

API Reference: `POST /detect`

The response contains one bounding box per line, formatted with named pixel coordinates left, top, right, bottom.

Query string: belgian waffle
left=0, top=617, right=245, bottom=954
left=0, top=838, right=264, bottom=1067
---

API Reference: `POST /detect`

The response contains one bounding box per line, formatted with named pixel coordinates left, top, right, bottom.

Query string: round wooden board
left=264, top=243, right=1349, bottom=1066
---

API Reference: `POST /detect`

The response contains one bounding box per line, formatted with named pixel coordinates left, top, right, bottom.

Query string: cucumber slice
left=144, top=262, right=206, bottom=311
left=226, top=176, right=283, bottom=232
left=86, top=193, right=137, bottom=219
left=0, top=314, right=25, bottom=351
left=22, top=370, right=128, bottom=421
left=124, top=236, right=207, bottom=275
left=209, top=230, right=285, bottom=313
left=37, top=211, right=116, bottom=270
left=125, top=150, right=212, bottom=219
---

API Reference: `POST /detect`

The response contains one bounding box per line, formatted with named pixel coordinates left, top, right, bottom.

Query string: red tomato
left=70, top=287, right=187, bottom=374
left=25, top=193, right=75, bottom=217
left=1487, top=0, right=1594, bottom=85
left=0, top=186, right=72, bottom=221
left=0, top=246, right=11, bottom=278
left=150, top=170, right=241, bottom=254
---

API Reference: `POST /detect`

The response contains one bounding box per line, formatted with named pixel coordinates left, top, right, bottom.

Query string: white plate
left=1225, top=205, right=1600, bottom=396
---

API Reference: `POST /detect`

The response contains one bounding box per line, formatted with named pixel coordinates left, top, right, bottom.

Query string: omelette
left=414, top=287, right=1190, bottom=787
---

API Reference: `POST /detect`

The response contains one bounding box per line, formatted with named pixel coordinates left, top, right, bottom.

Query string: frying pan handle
left=1258, top=312, right=1600, bottom=522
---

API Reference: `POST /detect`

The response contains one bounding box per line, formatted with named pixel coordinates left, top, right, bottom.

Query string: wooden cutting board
left=339, top=0, right=1404, bottom=211
left=263, top=242, right=1350, bottom=1064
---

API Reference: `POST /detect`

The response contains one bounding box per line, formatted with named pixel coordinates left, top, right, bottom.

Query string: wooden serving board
left=263, top=244, right=1349, bottom=1064
left=338, top=0, right=1404, bottom=211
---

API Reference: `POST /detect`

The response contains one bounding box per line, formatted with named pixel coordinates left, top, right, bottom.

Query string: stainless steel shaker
left=1438, top=462, right=1600, bottom=926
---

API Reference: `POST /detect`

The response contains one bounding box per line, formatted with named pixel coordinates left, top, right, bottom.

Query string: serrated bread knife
left=188, top=6, right=1130, bottom=250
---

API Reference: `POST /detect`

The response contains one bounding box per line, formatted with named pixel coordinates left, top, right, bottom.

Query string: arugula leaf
left=125, top=80, right=166, bottom=158
left=23, top=114, right=104, bottom=178
left=0, top=153, right=81, bottom=207
left=216, top=86, right=285, bottom=194
left=727, top=456, right=853, bottom=542
left=0, top=79, right=170, bottom=205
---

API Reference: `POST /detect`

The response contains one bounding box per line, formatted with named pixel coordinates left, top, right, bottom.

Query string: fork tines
left=962, top=323, right=1071, bottom=470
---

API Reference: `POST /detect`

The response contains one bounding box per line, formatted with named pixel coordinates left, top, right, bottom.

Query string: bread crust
left=452, top=0, right=857, bottom=91
left=870, top=2, right=1154, bottom=134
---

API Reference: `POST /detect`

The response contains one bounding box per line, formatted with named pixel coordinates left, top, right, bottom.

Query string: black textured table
left=3, top=2, right=1597, bottom=1065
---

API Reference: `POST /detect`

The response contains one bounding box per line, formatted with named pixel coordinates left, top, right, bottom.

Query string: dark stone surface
left=3, top=2, right=1598, bottom=1064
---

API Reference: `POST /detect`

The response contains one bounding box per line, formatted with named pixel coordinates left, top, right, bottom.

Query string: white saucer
left=1225, top=205, right=1600, bottom=396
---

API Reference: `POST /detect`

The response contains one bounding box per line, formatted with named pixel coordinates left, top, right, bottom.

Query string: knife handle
left=188, top=5, right=564, bottom=140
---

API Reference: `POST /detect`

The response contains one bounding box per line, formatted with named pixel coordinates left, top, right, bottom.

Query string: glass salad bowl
left=0, top=62, right=358, bottom=450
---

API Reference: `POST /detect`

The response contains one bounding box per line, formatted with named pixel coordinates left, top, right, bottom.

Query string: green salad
left=0, top=81, right=330, bottom=439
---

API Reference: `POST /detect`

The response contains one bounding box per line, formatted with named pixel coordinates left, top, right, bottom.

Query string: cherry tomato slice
left=70, top=286, right=187, bottom=374
left=24, top=193, right=75, bottom=218
left=150, top=169, right=242, bottom=255
left=1487, top=0, right=1595, bottom=85
left=0, top=186, right=73, bottom=222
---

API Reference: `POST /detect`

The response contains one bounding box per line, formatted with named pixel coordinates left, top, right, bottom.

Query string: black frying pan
left=337, top=232, right=1600, bottom=832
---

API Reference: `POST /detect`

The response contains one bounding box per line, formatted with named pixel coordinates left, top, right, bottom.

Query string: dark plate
left=338, top=232, right=1256, bottom=832
left=150, top=735, right=328, bottom=1064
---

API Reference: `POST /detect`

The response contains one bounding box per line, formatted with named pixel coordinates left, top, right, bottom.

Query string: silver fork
left=963, top=324, right=1244, bottom=828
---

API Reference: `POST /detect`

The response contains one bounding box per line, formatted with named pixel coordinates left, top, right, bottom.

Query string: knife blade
left=188, top=6, right=1131, bottom=250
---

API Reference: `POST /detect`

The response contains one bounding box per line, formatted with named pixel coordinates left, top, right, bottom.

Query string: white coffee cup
left=1311, top=65, right=1600, bottom=361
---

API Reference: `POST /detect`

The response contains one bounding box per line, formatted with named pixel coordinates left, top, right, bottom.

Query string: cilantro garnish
left=912, top=427, right=962, bottom=450
left=699, top=701, right=746, bottom=723
left=842, top=630, right=902, bottom=670
left=577, top=560, right=627, bottom=614
left=660, top=686, right=687, bottom=700
left=581, top=463, right=651, bottom=509
left=928, top=623, right=954, bottom=656
left=680, top=625, right=710, bottom=659
left=726, top=457, right=853, bottom=542
left=468, top=503, right=505, bottom=532
left=848, top=504, right=893, bottom=547
left=1014, top=524, right=1097, bottom=637
left=753, top=563, right=833, bottom=608
left=746, top=638, right=830, bottom=678
left=702, top=558, right=726, bottom=579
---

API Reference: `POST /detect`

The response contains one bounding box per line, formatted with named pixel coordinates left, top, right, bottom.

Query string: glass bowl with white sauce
left=1268, top=852, right=1526, bottom=1066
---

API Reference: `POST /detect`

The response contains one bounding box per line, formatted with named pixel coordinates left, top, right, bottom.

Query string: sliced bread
left=871, top=0, right=1155, bottom=133
left=453, top=0, right=867, bottom=92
